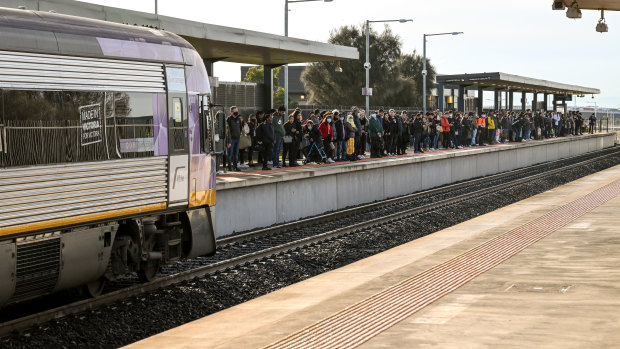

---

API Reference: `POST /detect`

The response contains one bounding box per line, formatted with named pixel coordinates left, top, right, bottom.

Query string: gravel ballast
left=3, top=154, right=620, bottom=349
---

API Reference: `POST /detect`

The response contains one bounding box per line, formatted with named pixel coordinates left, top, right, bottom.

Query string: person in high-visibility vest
left=477, top=114, right=487, bottom=145
left=487, top=113, right=496, bottom=144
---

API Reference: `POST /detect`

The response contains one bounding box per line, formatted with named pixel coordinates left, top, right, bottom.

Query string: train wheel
left=138, top=260, right=160, bottom=282
left=84, top=278, right=106, bottom=298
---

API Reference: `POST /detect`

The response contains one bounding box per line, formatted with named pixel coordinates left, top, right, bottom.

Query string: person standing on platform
left=333, top=110, right=346, bottom=161
left=319, top=112, right=335, bottom=163
left=477, top=113, right=487, bottom=145
left=440, top=113, right=452, bottom=149
left=576, top=112, right=583, bottom=135
left=412, top=112, right=424, bottom=153
left=589, top=113, right=597, bottom=134
left=282, top=115, right=295, bottom=167
left=359, top=111, right=368, bottom=159
left=290, top=110, right=302, bottom=167
left=270, top=106, right=286, bottom=168
left=351, top=107, right=363, bottom=159
left=256, top=112, right=275, bottom=171
left=487, top=113, right=496, bottom=144
left=226, top=106, right=241, bottom=172
left=345, top=114, right=358, bottom=161
left=310, top=109, right=320, bottom=126
left=470, top=112, right=478, bottom=146
left=369, top=112, right=384, bottom=158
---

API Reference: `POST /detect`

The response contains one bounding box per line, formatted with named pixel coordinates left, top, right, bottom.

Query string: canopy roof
left=1, top=0, right=359, bottom=65
left=436, top=72, right=600, bottom=95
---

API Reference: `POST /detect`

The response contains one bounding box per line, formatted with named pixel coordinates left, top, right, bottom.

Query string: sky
left=77, top=0, right=620, bottom=107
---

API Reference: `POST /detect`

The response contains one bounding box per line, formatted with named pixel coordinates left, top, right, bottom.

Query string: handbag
left=346, top=138, right=355, bottom=155
left=239, top=135, right=251, bottom=149
left=283, top=135, right=293, bottom=144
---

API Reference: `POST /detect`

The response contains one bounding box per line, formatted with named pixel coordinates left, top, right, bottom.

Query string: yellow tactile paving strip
left=264, top=178, right=620, bottom=349
left=125, top=164, right=620, bottom=349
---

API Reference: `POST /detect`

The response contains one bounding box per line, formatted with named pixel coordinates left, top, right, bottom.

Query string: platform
left=127, top=163, right=620, bottom=349
left=215, top=133, right=617, bottom=236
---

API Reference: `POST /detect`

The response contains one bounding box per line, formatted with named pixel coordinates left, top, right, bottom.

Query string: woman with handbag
left=237, top=116, right=252, bottom=168
left=282, top=115, right=295, bottom=167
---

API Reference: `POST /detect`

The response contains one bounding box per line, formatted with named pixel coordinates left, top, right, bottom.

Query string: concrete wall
left=215, top=133, right=617, bottom=237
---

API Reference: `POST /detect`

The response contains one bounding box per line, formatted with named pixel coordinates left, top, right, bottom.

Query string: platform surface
left=215, top=133, right=615, bottom=190
left=127, top=163, right=620, bottom=349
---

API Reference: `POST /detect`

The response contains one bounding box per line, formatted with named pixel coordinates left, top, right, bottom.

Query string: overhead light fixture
left=596, top=9, right=608, bottom=32
left=335, top=60, right=343, bottom=73
left=566, top=2, right=582, bottom=18
left=552, top=1, right=566, bottom=10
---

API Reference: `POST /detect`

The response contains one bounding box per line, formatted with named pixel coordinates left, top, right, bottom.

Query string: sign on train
left=79, top=103, right=103, bottom=146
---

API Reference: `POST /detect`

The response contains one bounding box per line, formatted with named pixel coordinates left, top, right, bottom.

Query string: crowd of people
left=216, top=105, right=598, bottom=173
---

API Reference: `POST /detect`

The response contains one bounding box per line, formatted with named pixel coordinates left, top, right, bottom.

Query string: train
left=0, top=7, right=217, bottom=305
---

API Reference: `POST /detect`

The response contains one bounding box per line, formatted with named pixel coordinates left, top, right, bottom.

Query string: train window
left=113, top=92, right=155, bottom=158
left=1, top=90, right=109, bottom=166
left=0, top=90, right=159, bottom=168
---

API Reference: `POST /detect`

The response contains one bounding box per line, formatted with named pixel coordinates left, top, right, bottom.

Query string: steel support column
left=543, top=93, right=548, bottom=111
left=532, top=91, right=538, bottom=112
left=477, top=87, right=483, bottom=115
left=521, top=91, right=526, bottom=112
left=458, top=85, right=465, bottom=112
left=202, top=59, right=215, bottom=78
left=509, top=91, right=514, bottom=110
left=263, top=65, right=276, bottom=111
left=494, top=89, right=500, bottom=111
left=438, top=83, right=445, bottom=112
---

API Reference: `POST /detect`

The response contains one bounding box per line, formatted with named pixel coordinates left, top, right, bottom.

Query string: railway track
left=1, top=147, right=619, bottom=338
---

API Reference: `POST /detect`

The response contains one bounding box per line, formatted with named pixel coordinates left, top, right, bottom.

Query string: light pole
left=285, top=0, right=333, bottom=116
left=422, top=32, right=463, bottom=114
left=365, top=19, right=413, bottom=116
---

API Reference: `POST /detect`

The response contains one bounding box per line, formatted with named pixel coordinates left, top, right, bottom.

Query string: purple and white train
left=0, top=7, right=217, bottom=305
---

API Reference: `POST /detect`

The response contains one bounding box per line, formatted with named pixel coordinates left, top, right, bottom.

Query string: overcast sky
left=80, top=0, right=619, bottom=107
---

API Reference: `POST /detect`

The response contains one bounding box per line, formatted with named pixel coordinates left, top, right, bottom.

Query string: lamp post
left=285, top=0, right=333, bottom=116
left=422, top=32, right=463, bottom=114
left=365, top=19, right=413, bottom=116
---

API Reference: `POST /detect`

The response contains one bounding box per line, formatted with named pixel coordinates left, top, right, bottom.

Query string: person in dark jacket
left=333, top=111, right=346, bottom=161
left=369, top=112, right=384, bottom=158
left=589, top=113, right=597, bottom=134
left=256, top=112, right=275, bottom=170
left=289, top=110, right=302, bottom=167
left=359, top=111, right=368, bottom=159
left=226, top=106, right=242, bottom=171
left=387, top=109, right=399, bottom=155
left=305, top=120, right=323, bottom=164
left=412, top=113, right=424, bottom=153
left=397, top=111, right=409, bottom=155
left=282, top=115, right=295, bottom=167
left=454, top=113, right=463, bottom=148
left=352, top=106, right=363, bottom=158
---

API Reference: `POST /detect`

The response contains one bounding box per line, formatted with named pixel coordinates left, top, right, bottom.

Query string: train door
left=166, top=66, right=189, bottom=206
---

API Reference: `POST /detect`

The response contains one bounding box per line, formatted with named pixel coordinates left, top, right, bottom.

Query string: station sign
left=362, top=88, right=373, bottom=96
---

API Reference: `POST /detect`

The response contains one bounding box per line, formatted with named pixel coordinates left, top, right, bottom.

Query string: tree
left=243, top=66, right=280, bottom=87
left=301, top=25, right=435, bottom=107
left=399, top=50, right=436, bottom=107
left=274, top=87, right=285, bottom=107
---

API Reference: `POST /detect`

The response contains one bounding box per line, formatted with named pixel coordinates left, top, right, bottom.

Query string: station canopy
left=436, top=72, right=600, bottom=96
left=2, top=0, right=359, bottom=65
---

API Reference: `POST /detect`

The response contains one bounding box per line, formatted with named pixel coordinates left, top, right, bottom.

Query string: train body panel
left=0, top=6, right=217, bottom=305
